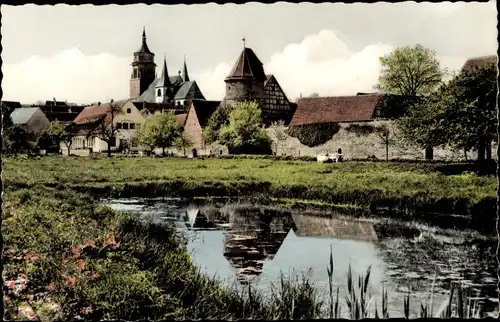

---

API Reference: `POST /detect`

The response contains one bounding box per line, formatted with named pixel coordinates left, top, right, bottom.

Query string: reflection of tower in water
left=223, top=208, right=295, bottom=285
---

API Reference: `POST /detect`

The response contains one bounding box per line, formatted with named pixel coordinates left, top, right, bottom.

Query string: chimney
left=98, top=102, right=101, bottom=106
left=110, top=99, right=114, bottom=103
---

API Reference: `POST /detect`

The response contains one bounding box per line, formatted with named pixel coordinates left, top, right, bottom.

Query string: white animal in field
left=317, top=153, right=342, bottom=163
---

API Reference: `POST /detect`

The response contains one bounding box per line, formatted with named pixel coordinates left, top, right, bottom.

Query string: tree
left=174, top=134, right=193, bottom=157
left=202, top=105, right=234, bottom=145
left=87, top=102, right=123, bottom=157
left=397, top=61, right=497, bottom=162
left=138, top=117, right=158, bottom=155
left=137, top=112, right=182, bottom=157
left=376, top=44, right=444, bottom=96
left=268, top=120, right=288, bottom=156
left=4, top=126, right=31, bottom=156
left=154, top=112, right=182, bottom=156
left=47, top=121, right=77, bottom=155
left=374, top=125, right=395, bottom=162
left=218, top=101, right=272, bottom=154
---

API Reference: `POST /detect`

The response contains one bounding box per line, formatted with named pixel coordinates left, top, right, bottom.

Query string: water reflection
left=105, top=198, right=498, bottom=317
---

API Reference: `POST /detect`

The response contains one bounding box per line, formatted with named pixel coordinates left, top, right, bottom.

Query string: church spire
left=157, top=54, right=172, bottom=87
left=182, top=55, right=190, bottom=82
left=138, top=26, right=152, bottom=54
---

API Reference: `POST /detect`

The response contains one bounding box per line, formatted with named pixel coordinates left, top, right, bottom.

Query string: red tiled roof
left=175, top=113, right=187, bottom=127
left=289, top=95, right=381, bottom=126
left=225, top=47, right=267, bottom=82
left=462, top=55, right=497, bottom=72
left=74, top=105, right=110, bottom=125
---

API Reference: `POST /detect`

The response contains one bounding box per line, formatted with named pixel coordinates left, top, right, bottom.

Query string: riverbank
left=3, top=185, right=326, bottom=320
left=3, top=155, right=497, bottom=319
left=4, top=156, right=497, bottom=231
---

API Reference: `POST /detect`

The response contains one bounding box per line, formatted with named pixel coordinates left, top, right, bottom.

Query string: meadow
left=2, top=155, right=497, bottom=319
left=4, top=155, right=497, bottom=229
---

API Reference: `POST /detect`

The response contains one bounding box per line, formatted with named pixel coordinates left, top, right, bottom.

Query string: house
left=129, top=28, right=206, bottom=108
left=183, top=99, right=222, bottom=155
left=69, top=99, right=144, bottom=155
left=218, top=46, right=296, bottom=125
left=1, top=101, right=22, bottom=126
left=9, top=107, right=50, bottom=134
left=263, top=74, right=296, bottom=125
left=32, top=98, right=85, bottom=123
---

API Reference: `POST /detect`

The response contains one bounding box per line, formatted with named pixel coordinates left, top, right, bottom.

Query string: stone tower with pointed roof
left=224, top=46, right=267, bottom=109
left=130, top=27, right=157, bottom=100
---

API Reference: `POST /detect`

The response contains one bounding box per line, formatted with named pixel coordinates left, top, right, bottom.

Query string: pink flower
left=7, top=280, right=15, bottom=289
left=48, top=282, right=58, bottom=291
left=72, top=245, right=83, bottom=259
left=81, top=306, right=93, bottom=315
left=90, top=272, right=100, bottom=280
left=24, top=252, right=41, bottom=261
left=63, top=275, right=77, bottom=287
left=19, top=283, right=27, bottom=291
left=77, top=260, right=86, bottom=271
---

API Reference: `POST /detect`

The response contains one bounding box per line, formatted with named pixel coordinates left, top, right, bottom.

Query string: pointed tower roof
left=225, top=47, right=267, bottom=82
left=156, top=55, right=172, bottom=87
left=182, top=56, right=190, bottom=82
left=137, top=26, right=153, bottom=54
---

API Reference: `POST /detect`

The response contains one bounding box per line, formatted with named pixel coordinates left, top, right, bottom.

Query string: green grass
left=3, top=156, right=497, bottom=228
left=3, top=185, right=326, bottom=320
left=2, top=157, right=496, bottom=321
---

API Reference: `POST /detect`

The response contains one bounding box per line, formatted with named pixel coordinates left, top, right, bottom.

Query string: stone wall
left=225, top=80, right=265, bottom=108
left=267, top=120, right=497, bottom=161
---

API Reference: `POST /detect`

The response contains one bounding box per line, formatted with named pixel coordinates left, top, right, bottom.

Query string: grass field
left=4, top=156, right=497, bottom=225
left=3, top=155, right=496, bottom=319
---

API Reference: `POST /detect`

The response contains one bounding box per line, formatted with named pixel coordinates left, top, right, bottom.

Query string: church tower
left=130, top=27, right=156, bottom=100
left=182, top=56, right=190, bottom=82
left=155, top=55, right=174, bottom=103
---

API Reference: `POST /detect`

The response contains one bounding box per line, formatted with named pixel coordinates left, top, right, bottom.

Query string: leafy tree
left=47, top=121, right=78, bottom=155
left=138, top=117, right=158, bottom=155
left=268, top=120, right=288, bottom=156
left=155, top=112, right=182, bottom=156
left=4, top=126, right=31, bottom=156
left=174, top=134, right=193, bottom=157
left=376, top=44, right=445, bottom=96
left=87, top=102, right=123, bottom=157
left=202, top=105, right=234, bottom=145
left=218, top=101, right=272, bottom=154
left=397, top=61, right=497, bottom=161
left=138, top=112, right=182, bottom=157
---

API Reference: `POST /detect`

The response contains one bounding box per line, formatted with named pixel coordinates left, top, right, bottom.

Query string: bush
left=286, top=123, right=340, bottom=147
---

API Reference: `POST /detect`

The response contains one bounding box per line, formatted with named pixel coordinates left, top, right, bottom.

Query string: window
left=126, top=108, right=131, bottom=114
left=123, top=123, right=129, bottom=130
left=130, top=123, right=136, bottom=130
left=117, top=123, right=122, bottom=129
left=157, top=89, right=161, bottom=97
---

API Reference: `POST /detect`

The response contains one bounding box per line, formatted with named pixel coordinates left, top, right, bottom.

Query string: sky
left=1, top=2, right=497, bottom=105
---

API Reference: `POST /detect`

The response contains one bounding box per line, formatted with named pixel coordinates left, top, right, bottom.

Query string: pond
left=105, top=197, right=498, bottom=318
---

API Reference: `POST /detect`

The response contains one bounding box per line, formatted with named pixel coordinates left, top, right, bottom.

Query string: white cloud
left=2, top=29, right=472, bottom=105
